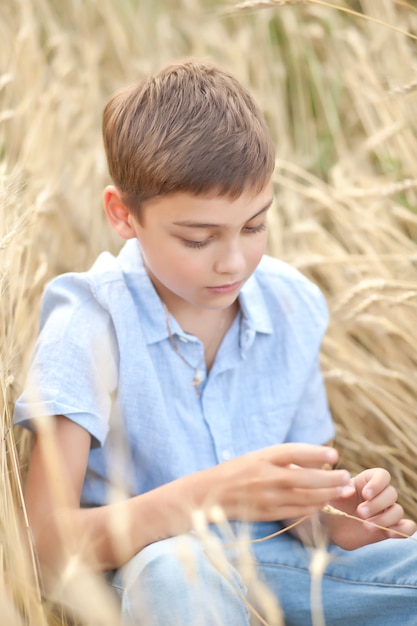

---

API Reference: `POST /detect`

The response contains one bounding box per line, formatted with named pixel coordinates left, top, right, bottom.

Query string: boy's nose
left=214, top=244, right=245, bottom=276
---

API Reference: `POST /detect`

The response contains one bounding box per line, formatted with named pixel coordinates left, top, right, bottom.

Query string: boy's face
left=128, top=183, right=273, bottom=313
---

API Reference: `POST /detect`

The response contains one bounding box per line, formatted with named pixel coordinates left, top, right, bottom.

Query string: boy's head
left=102, top=59, right=275, bottom=218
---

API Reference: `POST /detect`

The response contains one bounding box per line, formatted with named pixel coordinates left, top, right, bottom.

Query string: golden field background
left=1, top=0, right=417, bottom=624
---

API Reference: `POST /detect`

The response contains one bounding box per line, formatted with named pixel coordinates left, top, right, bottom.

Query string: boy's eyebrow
left=173, top=199, right=273, bottom=228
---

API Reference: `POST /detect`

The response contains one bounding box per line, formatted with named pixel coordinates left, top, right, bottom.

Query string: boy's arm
left=25, top=415, right=201, bottom=575
left=25, top=416, right=353, bottom=577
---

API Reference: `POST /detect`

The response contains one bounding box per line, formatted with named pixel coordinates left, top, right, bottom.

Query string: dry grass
left=1, top=0, right=417, bottom=624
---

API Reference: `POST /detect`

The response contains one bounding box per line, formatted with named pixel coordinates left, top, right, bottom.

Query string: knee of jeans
left=115, top=534, right=250, bottom=626
left=120, top=534, right=223, bottom=596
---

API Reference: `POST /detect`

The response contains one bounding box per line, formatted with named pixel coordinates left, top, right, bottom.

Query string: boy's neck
left=144, top=261, right=240, bottom=369
left=164, top=299, right=239, bottom=371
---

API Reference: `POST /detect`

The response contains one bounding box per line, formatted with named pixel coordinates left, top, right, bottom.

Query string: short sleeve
left=284, top=356, right=335, bottom=444
left=13, top=273, right=118, bottom=446
left=262, top=260, right=335, bottom=445
left=282, top=276, right=335, bottom=444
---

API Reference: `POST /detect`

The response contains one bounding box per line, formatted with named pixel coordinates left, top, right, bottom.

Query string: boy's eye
left=243, top=222, right=267, bottom=234
left=182, top=238, right=210, bottom=249
left=181, top=223, right=266, bottom=247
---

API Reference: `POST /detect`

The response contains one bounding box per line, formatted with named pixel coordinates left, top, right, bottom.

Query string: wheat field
left=1, top=0, right=417, bottom=624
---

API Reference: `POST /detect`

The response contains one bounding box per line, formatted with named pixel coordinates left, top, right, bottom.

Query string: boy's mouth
left=207, top=281, right=243, bottom=295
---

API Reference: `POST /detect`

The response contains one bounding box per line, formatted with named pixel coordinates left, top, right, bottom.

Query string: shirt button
left=221, top=450, right=232, bottom=461
left=178, top=336, right=188, bottom=343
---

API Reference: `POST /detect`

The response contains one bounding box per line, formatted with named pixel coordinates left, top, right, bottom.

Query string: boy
left=14, top=59, right=417, bottom=625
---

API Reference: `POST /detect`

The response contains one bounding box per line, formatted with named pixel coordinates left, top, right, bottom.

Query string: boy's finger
left=387, top=519, right=417, bottom=539
left=267, top=443, right=339, bottom=468
left=279, top=466, right=351, bottom=490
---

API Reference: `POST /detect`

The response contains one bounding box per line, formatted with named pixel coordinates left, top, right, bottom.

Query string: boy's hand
left=210, top=443, right=352, bottom=522
left=325, top=468, right=417, bottom=550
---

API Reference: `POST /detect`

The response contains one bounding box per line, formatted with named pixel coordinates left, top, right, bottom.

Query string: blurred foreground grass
left=1, top=0, right=417, bottom=624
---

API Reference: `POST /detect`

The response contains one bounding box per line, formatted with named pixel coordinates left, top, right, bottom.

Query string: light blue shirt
left=14, top=239, right=334, bottom=507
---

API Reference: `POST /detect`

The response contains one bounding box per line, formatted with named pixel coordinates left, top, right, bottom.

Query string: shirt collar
left=117, top=240, right=170, bottom=345
left=238, top=271, right=274, bottom=356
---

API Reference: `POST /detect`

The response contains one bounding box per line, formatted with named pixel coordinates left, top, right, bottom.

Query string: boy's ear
left=103, top=186, right=137, bottom=240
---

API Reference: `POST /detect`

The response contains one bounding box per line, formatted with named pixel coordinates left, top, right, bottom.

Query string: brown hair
left=102, top=59, right=275, bottom=216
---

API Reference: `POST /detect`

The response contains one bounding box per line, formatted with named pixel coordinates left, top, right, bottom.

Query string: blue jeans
left=111, top=522, right=417, bottom=625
